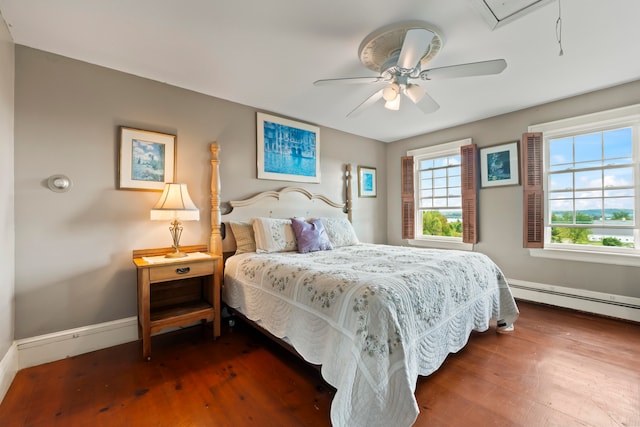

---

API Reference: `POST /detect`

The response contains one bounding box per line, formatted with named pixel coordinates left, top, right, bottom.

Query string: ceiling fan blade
left=421, top=59, right=507, bottom=80
left=397, top=28, right=434, bottom=70
left=416, top=92, right=440, bottom=114
left=314, top=76, right=385, bottom=85
left=414, top=91, right=440, bottom=114
left=347, top=89, right=383, bottom=118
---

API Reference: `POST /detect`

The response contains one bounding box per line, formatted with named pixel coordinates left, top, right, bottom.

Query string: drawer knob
left=176, top=267, right=191, bottom=274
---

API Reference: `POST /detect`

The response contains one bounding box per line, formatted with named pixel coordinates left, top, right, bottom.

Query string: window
left=527, top=104, right=640, bottom=266
left=404, top=139, right=477, bottom=249
left=417, top=152, right=463, bottom=238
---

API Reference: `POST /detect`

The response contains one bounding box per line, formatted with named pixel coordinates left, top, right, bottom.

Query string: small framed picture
left=358, top=166, right=377, bottom=197
left=118, top=127, right=176, bottom=191
left=480, top=141, right=519, bottom=188
left=257, top=112, right=321, bottom=183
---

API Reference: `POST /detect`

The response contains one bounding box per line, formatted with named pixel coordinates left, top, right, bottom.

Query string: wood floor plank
left=1, top=301, right=639, bottom=427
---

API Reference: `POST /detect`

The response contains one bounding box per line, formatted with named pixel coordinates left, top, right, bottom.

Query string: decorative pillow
left=319, top=217, right=360, bottom=247
left=252, top=217, right=298, bottom=253
left=291, top=218, right=333, bottom=254
left=229, top=221, right=256, bottom=255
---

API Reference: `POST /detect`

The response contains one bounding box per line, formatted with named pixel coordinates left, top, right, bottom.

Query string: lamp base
left=165, top=219, right=188, bottom=258
left=165, top=251, right=188, bottom=258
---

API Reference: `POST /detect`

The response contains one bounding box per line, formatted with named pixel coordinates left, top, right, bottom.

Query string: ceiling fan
left=314, top=21, right=507, bottom=117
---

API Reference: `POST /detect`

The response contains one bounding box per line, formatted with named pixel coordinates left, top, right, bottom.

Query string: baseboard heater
left=507, top=278, right=640, bottom=323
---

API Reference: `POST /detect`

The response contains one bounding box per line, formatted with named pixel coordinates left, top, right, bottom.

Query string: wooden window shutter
left=522, top=132, right=544, bottom=248
left=401, top=156, right=415, bottom=239
left=460, top=144, right=478, bottom=244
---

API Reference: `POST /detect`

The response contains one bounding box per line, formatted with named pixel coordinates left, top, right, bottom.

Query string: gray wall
left=387, top=80, right=640, bottom=299
left=0, top=14, right=15, bottom=359
left=14, top=46, right=386, bottom=339
left=11, top=43, right=640, bottom=342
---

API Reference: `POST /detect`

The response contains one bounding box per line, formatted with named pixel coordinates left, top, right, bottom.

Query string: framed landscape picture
left=358, top=166, right=377, bottom=197
left=480, top=141, right=520, bottom=188
left=257, top=112, right=320, bottom=183
left=119, top=127, right=176, bottom=191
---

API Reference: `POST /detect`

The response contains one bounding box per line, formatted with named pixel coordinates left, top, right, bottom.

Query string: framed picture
left=119, top=127, right=176, bottom=191
left=257, top=112, right=320, bottom=183
left=358, top=166, right=377, bottom=198
left=480, top=141, right=520, bottom=188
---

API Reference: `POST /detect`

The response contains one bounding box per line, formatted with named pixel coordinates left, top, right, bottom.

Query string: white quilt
left=223, top=244, right=519, bottom=427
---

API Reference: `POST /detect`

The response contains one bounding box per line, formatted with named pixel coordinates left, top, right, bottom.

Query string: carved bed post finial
left=345, top=163, right=353, bottom=223
left=210, top=144, right=223, bottom=269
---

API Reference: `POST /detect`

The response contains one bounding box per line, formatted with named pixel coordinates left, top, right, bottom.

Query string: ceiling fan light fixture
left=385, top=95, right=401, bottom=110
left=382, top=83, right=400, bottom=102
left=404, top=84, right=425, bottom=103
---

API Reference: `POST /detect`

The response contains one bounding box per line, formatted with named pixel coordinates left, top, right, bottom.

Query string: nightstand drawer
left=149, top=261, right=214, bottom=282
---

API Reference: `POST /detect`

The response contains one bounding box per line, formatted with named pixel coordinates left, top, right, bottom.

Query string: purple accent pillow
left=291, top=218, right=333, bottom=254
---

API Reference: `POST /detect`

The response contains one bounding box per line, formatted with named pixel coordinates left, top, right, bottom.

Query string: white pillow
left=318, top=217, right=360, bottom=247
left=252, top=217, right=298, bottom=253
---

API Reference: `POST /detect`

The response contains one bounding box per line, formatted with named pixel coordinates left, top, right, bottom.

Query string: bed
left=208, top=144, right=519, bottom=427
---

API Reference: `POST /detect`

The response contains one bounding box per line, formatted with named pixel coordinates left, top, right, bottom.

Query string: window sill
left=529, top=247, right=640, bottom=267
left=408, top=239, right=474, bottom=251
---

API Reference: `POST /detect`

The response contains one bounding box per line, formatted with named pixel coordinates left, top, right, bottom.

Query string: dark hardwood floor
left=1, top=301, right=639, bottom=427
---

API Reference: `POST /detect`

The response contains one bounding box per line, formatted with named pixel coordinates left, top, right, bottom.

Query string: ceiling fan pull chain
left=556, top=0, right=564, bottom=56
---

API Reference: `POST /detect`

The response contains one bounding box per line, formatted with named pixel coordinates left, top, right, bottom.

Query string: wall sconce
left=150, top=183, right=200, bottom=258
left=47, top=174, right=73, bottom=193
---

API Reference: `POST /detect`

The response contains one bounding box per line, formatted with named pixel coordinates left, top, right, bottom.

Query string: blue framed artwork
left=257, top=112, right=320, bottom=183
left=480, top=141, right=519, bottom=188
left=119, top=127, right=176, bottom=190
left=358, top=166, right=377, bottom=197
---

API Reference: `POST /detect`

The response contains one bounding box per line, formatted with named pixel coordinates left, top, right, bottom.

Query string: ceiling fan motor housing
left=358, top=21, right=444, bottom=73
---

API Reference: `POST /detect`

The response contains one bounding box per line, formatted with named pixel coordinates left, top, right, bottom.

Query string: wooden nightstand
left=132, top=245, right=221, bottom=360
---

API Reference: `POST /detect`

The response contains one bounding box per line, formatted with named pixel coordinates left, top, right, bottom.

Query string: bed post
left=345, top=163, right=353, bottom=223
left=210, top=143, right=223, bottom=269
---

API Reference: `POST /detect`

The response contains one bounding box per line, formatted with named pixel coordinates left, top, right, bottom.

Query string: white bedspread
left=223, top=244, right=519, bottom=427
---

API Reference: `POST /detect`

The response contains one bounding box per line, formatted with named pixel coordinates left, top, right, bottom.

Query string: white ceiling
left=1, top=0, right=639, bottom=143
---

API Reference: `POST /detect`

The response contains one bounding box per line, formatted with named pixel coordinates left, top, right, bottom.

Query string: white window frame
left=407, top=138, right=473, bottom=251
left=528, top=104, right=640, bottom=266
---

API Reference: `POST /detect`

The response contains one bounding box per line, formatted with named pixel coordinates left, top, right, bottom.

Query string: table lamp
left=150, top=183, right=200, bottom=258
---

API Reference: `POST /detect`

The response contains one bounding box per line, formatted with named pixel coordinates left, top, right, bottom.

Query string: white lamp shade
left=150, top=183, right=200, bottom=221
left=384, top=94, right=401, bottom=110
left=404, top=84, right=425, bottom=103
left=382, top=83, right=400, bottom=102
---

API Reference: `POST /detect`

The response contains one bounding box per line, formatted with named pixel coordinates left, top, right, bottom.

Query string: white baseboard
left=15, top=316, right=138, bottom=370
left=0, top=343, right=18, bottom=404
left=508, top=278, right=640, bottom=323
left=2, top=281, right=637, bottom=403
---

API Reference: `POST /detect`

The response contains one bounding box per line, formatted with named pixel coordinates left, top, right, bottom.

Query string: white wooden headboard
left=209, top=143, right=353, bottom=257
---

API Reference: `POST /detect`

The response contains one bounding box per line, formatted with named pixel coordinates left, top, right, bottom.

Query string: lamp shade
left=150, top=183, right=200, bottom=221
left=404, top=83, right=425, bottom=104
left=384, top=94, right=401, bottom=111
left=382, top=82, right=400, bottom=102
